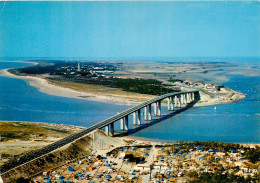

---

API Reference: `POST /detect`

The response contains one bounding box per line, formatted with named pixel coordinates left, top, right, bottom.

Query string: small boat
left=214, top=106, right=217, bottom=110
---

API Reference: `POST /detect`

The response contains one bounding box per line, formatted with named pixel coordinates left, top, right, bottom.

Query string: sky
left=0, top=1, right=259, bottom=61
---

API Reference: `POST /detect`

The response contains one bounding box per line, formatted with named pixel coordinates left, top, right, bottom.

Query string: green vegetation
left=188, top=172, right=255, bottom=183
left=168, top=79, right=183, bottom=83
left=49, top=77, right=179, bottom=95
left=11, top=61, right=180, bottom=95
left=0, top=122, right=69, bottom=141
left=15, top=177, right=32, bottom=183
left=9, top=62, right=59, bottom=75
left=244, top=147, right=260, bottom=164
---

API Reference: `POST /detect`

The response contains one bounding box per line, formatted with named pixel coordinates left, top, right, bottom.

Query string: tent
left=106, top=174, right=111, bottom=178
left=77, top=172, right=83, bottom=177
left=68, top=166, right=74, bottom=171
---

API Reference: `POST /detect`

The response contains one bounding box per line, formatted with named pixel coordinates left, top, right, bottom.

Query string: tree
left=16, top=177, right=31, bottom=183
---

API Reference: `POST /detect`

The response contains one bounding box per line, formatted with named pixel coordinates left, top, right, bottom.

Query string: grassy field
left=0, top=122, right=83, bottom=165
left=0, top=122, right=72, bottom=141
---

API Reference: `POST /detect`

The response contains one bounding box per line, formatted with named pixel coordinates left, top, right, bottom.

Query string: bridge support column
left=188, top=93, right=191, bottom=103
left=120, top=118, right=124, bottom=131
left=167, top=97, right=171, bottom=111
left=154, top=103, right=157, bottom=116
left=170, top=97, right=174, bottom=110
left=124, top=115, right=129, bottom=132
left=144, top=106, right=148, bottom=121
left=133, top=112, right=137, bottom=125
left=174, top=95, right=178, bottom=108
left=184, top=93, right=187, bottom=104
left=109, top=123, right=114, bottom=136
left=148, top=104, right=152, bottom=121
left=158, top=101, right=161, bottom=116
left=178, top=95, right=181, bottom=108
left=105, top=125, right=109, bottom=136
left=137, top=109, right=141, bottom=126
left=191, top=92, right=194, bottom=101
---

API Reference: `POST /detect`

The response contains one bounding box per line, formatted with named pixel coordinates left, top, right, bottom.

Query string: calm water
left=0, top=62, right=130, bottom=127
left=0, top=61, right=259, bottom=143
left=132, top=74, right=260, bottom=143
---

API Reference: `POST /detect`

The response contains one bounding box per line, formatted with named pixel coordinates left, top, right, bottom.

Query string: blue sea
left=0, top=62, right=130, bottom=127
left=0, top=61, right=259, bottom=143
left=132, top=75, right=260, bottom=143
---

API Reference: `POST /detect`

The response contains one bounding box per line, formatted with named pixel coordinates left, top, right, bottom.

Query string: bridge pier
left=174, top=95, right=178, bottom=108
left=124, top=115, right=129, bottom=132
left=144, top=106, right=148, bottom=121
left=170, top=97, right=174, bottom=111
left=154, top=102, right=158, bottom=116
left=180, top=94, right=184, bottom=106
left=137, top=109, right=141, bottom=126
left=167, top=97, right=170, bottom=111
left=133, top=112, right=137, bottom=125
left=178, top=95, right=181, bottom=108
left=110, top=123, right=114, bottom=136
left=120, top=118, right=124, bottom=131
left=105, top=123, right=114, bottom=136
left=148, top=104, right=152, bottom=121
left=105, top=125, right=109, bottom=136
left=158, top=101, right=161, bottom=116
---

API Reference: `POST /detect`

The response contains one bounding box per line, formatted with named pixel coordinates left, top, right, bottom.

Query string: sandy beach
left=0, top=69, right=138, bottom=105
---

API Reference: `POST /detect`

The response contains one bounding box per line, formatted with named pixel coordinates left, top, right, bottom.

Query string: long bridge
left=0, top=90, right=199, bottom=175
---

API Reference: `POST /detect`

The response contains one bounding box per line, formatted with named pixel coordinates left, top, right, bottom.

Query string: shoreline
left=125, top=135, right=260, bottom=146
left=1, top=120, right=259, bottom=146
left=0, top=67, right=244, bottom=108
left=0, top=68, right=138, bottom=106
left=0, top=120, right=87, bottom=130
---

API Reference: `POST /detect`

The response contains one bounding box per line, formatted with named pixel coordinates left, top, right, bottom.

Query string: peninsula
left=1, top=60, right=247, bottom=106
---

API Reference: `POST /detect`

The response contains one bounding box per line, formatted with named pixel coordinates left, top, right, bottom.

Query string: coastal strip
left=0, top=61, right=245, bottom=107
left=0, top=68, right=138, bottom=105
